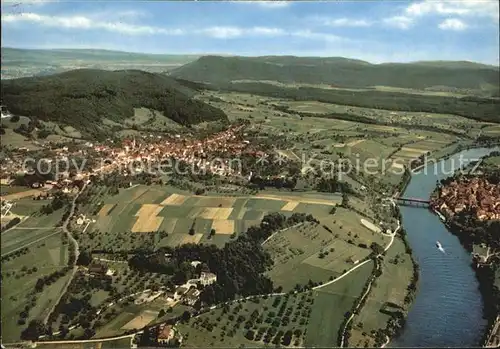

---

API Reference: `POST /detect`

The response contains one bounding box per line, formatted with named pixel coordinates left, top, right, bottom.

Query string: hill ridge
left=1, top=69, right=228, bottom=138
left=170, top=55, right=499, bottom=91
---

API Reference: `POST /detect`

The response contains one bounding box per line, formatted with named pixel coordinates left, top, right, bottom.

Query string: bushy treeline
left=213, top=82, right=500, bottom=123
left=1, top=69, right=228, bottom=138
left=127, top=213, right=317, bottom=305
left=273, top=105, right=469, bottom=137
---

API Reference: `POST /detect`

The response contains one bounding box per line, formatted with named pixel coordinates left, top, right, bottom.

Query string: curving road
left=43, top=181, right=88, bottom=325
left=338, top=215, right=400, bottom=348
left=32, top=202, right=398, bottom=345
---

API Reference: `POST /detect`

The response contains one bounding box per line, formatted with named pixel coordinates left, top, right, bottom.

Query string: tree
left=341, top=193, right=350, bottom=208
left=21, top=320, right=46, bottom=340
left=181, top=310, right=191, bottom=323
left=158, top=309, right=166, bottom=318
left=76, top=251, right=92, bottom=266
left=245, top=330, right=255, bottom=340
left=370, top=242, right=384, bottom=256
left=282, top=330, right=293, bottom=346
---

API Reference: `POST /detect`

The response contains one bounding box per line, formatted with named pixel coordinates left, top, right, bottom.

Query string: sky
left=1, top=0, right=499, bottom=64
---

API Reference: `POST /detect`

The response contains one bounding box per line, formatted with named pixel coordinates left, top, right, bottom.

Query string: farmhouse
left=157, top=325, right=174, bottom=345
left=183, top=288, right=201, bottom=306
left=174, top=286, right=188, bottom=300
left=87, top=262, right=108, bottom=276
left=135, top=291, right=162, bottom=305
left=199, top=272, right=217, bottom=286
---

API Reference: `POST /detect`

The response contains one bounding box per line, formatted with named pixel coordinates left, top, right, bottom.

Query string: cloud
left=405, top=0, right=499, bottom=21
left=196, top=26, right=344, bottom=42
left=438, top=18, right=468, bottom=31
left=383, top=15, right=414, bottom=29
left=316, top=17, right=372, bottom=27
left=197, top=26, right=285, bottom=39
left=291, top=30, right=345, bottom=42
left=2, top=11, right=347, bottom=43
left=1, top=0, right=51, bottom=3
left=2, top=12, right=184, bottom=35
left=381, top=1, right=498, bottom=30
left=232, top=1, right=290, bottom=8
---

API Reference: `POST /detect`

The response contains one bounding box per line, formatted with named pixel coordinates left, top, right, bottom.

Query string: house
left=183, top=288, right=200, bottom=306
left=174, top=286, right=188, bottom=300
left=88, top=262, right=108, bottom=276
left=190, top=260, right=202, bottom=268
left=199, top=272, right=217, bottom=286
left=157, top=325, right=174, bottom=345
left=164, top=291, right=175, bottom=302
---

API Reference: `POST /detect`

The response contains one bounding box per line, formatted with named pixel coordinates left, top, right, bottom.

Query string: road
left=485, top=315, right=500, bottom=348
left=339, top=259, right=379, bottom=348
left=313, top=219, right=398, bottom=291
left=338, top=215, right=400, bottom=347
left=31, top=200, right=399, bottom=344
left=43, top=181, right=88, bottom=325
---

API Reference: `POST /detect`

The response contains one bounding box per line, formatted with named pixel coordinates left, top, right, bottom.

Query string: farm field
left=482, top=124, right=500, bottom=136
left=1, top=234, right=70, bottom=342
left=0, top=188, right=44, bottom=201
left=280, top=100, right=487, bottom=133
left=264, top=209, right=389, bottom=291
left=0, top=185, right=34, bottom=196
left=93, top=295, right=191, bottom=338
left=388, top=137, right=456, bottom=169
left=34, top=337, right=133, bottom=349
left=2, top=198, right=64, bottom=257
left=229, top=80, right=478, bottom=98
left=348, top=236, right=414, bottom=347
left=177, top=291, right=315, bottom=348
left=198, top=90, right=487, bottom=141
left=83, top=185, right=342, bottom=250
left=485, top=156, right=500, bottom=166
left=305, top=260, right=374, bottom=347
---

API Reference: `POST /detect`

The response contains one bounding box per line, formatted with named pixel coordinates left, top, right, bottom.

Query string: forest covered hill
left=1, top=69, right=228, bottom=138
left=170, top=55, right=499, bottom=93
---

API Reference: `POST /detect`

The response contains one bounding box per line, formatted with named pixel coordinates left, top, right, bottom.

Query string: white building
left=199, top=272, right=217, bottom=286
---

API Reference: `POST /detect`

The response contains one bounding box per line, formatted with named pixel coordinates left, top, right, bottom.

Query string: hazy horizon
left=1, top=0, right=499, bottom=66
left=2, top=46, right=498, bottom=68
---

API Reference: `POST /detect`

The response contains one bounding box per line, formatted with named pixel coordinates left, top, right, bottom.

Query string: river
left=392, top=146, right=500, bottom=347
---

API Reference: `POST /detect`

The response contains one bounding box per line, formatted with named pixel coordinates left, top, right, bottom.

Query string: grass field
left=178, top=291, right=314, bottom=347
left=305, top=260, right=374, bottom=347
left=34, top=337, right=133, bottom=348
left=1, top=203, right=65, bottom=257
left=485, top=156, right=500, bottom=166
left=93, top=296, right=190, bottom=338
left=264, top=208, right=389, bottom=291
left=348, top=237, right=413, bottom=347
left=482, top=124, right=500, bottom=136
left=0, top=188, right=43, bottom=201
left=83, top=185, right=342, bottom=250
left=1, top=234, right=70, bottom=342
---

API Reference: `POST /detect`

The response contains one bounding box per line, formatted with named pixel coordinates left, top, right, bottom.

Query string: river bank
left=391, top=146, right=498, bottom=347
left=428, top=150, right=500, bottom=346
left=430, top=205, right=499, bottom=347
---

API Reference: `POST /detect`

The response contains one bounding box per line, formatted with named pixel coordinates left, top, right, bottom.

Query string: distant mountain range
left=1, top=69, right=227, bottom=138
left=1, top=48, right=200, bottom=79
left=170, top=55, right=499, bottom=93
